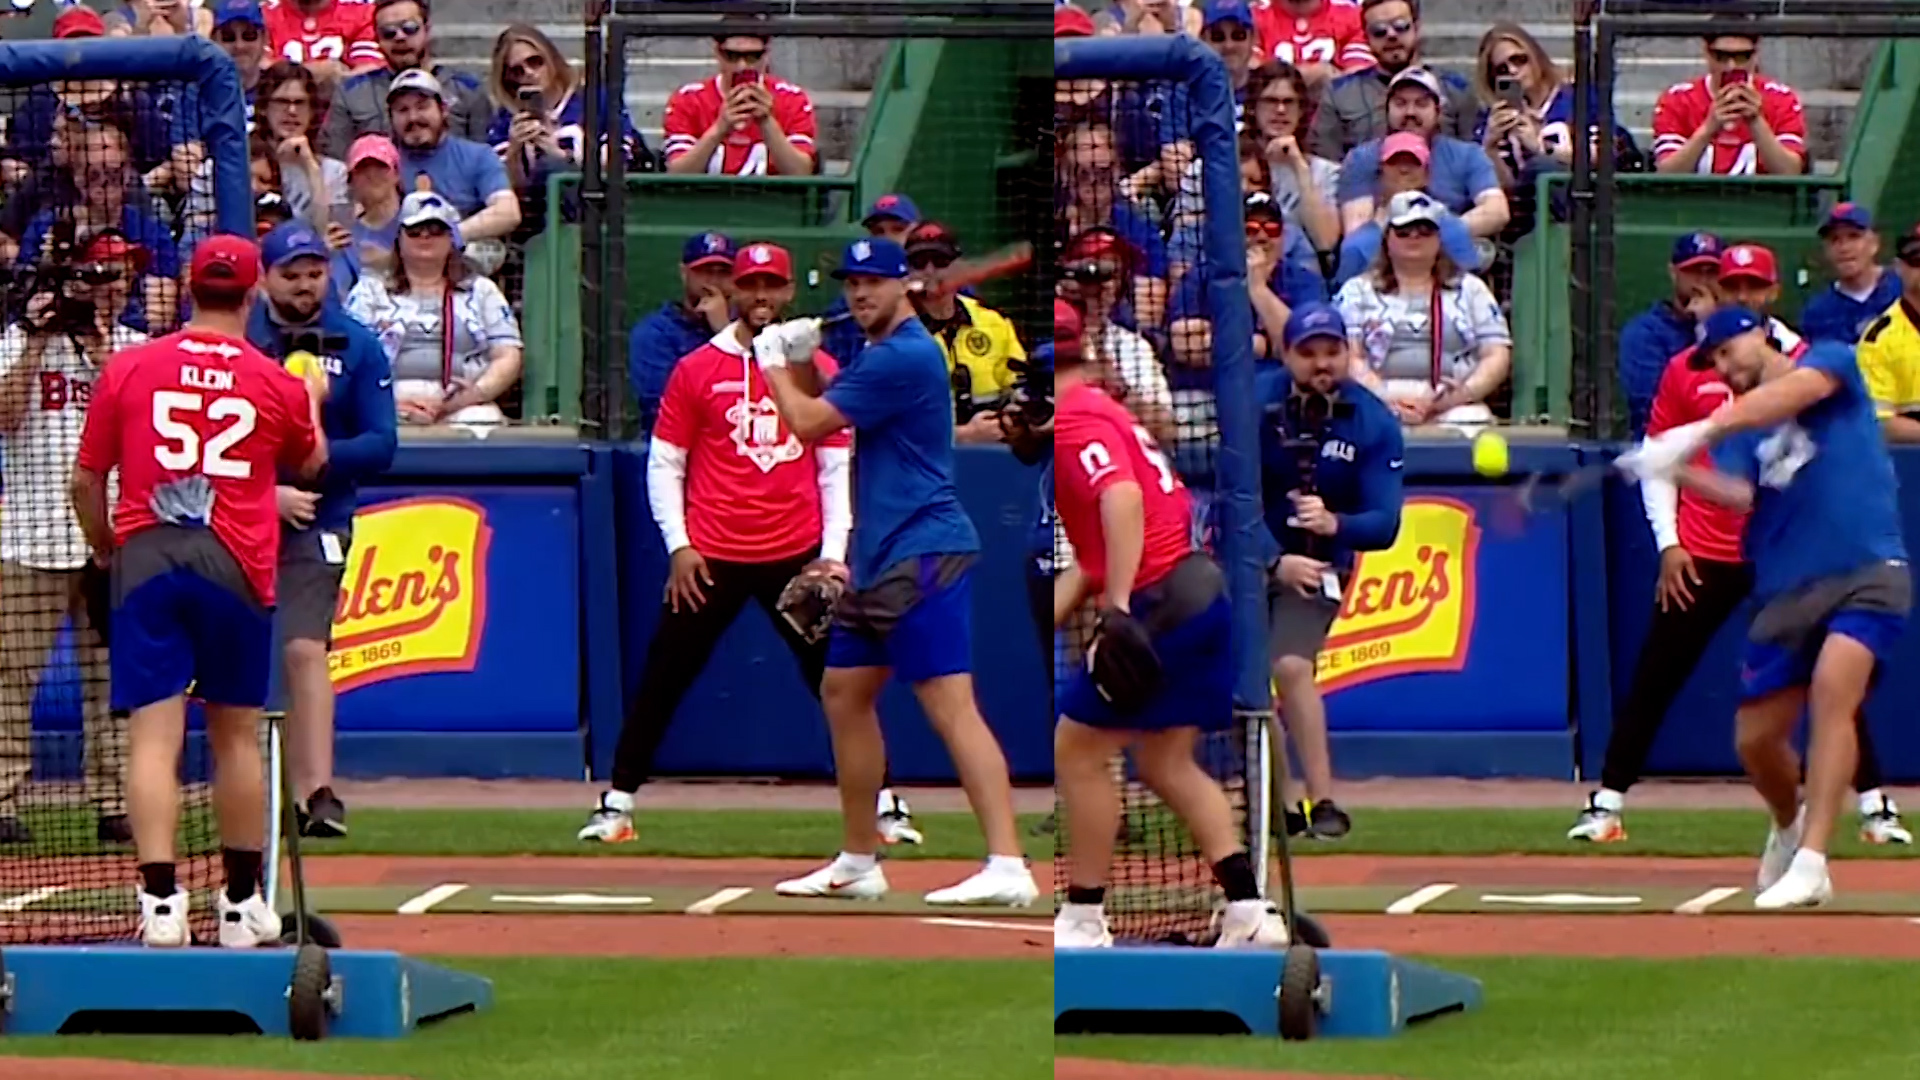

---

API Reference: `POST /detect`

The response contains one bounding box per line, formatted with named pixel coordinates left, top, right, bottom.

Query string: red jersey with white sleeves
left=661, top=75, right=818, bottom=175
left=1054, top=380, right=1192, bottom=592
left=1651, top=74, right=1807, bottom=175
left=1252, top=0, right=1372, bottom=71
left=652, top=328, right=848, bottom=562
left=263, top=0, right=381, bottom=70
left=75, top=329, right=318, bottom=605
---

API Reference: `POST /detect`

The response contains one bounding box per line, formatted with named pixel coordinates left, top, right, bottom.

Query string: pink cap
left=347, top=134, right=400, bottom=171
left=1381, top=132, right=1431, bottom=165
left=1718, top=243, right=1779, bottom=285
left=733, top=242, right=793, bottom=283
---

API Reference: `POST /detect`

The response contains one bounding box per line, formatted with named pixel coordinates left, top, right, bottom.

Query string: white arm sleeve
left=647, top=437, right=693, bottom=553
left=1641, top=472, right=1681, bottom=551
left=816, top=446, right=853, bottom=564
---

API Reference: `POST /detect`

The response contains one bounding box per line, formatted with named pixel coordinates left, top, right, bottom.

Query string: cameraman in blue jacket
left=1255, top=302, right=1404, bottom=843
left=246, top=221, right=398, bottom=840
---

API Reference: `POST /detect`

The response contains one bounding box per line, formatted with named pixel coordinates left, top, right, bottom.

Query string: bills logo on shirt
left=726, top=396, right=804, bottom=473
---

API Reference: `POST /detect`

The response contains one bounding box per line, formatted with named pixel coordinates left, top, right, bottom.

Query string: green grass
left=320, top=809, right=1057, bottom=861
left=0, top=957, right=1051, bottom=1080
left=1062, top=957, right=1920, bottom=1080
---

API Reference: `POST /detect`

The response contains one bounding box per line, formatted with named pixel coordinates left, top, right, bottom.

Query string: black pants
left=610, top=550, right=826, bottom=793
left=1602, top=557, right=1887, bottom=794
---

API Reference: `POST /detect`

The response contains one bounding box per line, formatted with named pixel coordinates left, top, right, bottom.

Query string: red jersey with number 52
left=1651, top=75, right=1806, bottom=175
left=1054, top=381, right=1192, bottom=592
left=75, top=330, right=318, bottom=605
left=662, top=76, right=818, bottom=175
left=1252, top=0, right=1372, bottom=72
left=262, top=0, right=381, bottom=70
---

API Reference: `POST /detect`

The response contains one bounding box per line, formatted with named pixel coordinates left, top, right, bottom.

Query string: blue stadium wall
left=25, top=439, right=1920, bottom=783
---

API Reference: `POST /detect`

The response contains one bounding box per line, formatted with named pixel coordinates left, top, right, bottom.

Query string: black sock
left=223, top=848, right=263, bottom=903
left=1212, top=852, right=1260, bottom=902
left=1065, top=885, right=1106, bottom=906
left=138, top=862, right=177, bottom=900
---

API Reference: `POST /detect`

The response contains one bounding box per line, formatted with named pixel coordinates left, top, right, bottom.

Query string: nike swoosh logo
left=827, top=879, right=861, bottom=891
left=378, top=377, right=393, bottom=388
left=1388, top=459, right=1405, bottom=470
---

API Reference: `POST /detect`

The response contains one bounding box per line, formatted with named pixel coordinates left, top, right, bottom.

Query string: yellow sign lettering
left=329, top=496, right=493, bottom=692
left=1315, top=496, right=1479, bottom=693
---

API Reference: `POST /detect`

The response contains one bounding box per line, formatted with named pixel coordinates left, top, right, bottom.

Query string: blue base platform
left=0, top=947, right=492, bottom=1038
left=1055, top=948, right=1481, bottom=1038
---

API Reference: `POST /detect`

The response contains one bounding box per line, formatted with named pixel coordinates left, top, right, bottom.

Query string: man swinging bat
left=577, top=242, right=920, bottom=846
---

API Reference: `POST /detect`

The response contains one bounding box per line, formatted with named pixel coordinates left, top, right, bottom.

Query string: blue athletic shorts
left=1058, top=554, right=1234, bottom=733
left=1740, top=559, right=1912, bottom=702
left=826, top=554, right=974, bottom=683
left=111, top=527, right=275, bottom=712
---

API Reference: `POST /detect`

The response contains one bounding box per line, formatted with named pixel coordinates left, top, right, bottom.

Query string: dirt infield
left=1055, top=1061, right=1407, bottom=1080
left=0, top=1060, right=410, bottom=1080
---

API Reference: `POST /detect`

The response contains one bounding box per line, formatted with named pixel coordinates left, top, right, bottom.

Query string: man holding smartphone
left=1255, top=304, right=1405, bottom=841
left=1652, top=24, right=1807, bottom=176
left=662, top=31, right=818, bottom=176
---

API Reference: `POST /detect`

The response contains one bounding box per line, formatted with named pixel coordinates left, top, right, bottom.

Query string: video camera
left=1271, top=390, right=1355, bottom=559
left=282, top=328, right=353, bottom=358
left=8, top=220, right=127, bottom=338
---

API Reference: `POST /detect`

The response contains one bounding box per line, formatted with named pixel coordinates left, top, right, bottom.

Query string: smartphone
left=328, top=201, right=354, bottom=232
left=516, top=86, right=546, bottom=116
left=1495, top=77, right=1526, bottom=107
left=732, top=68, right=760, bottom=89
left=1723, top=68, right=1749, bottom=86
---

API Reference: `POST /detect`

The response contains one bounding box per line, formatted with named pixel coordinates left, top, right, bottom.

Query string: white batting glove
left=780, top=318, right=823, bottom=363
left=751, top=326, right=790, bottom=372
left=1615, top=420, right=1712, bottom=484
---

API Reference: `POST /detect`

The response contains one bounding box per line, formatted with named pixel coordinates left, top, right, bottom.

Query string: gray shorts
left=1268, top=585, right=1340, bottom=663
left=278, top=525, right=351, bottom=646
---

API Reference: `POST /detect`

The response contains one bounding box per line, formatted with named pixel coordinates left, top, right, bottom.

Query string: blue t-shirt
left=1801, top=269, right=1902, bottom=346
left=398, top=137, right=511, bottom=218
left=1337, top=136, right=1499, bottom=216
left=824, top=318, right=981, bottom=586
left=1104, top=200, right=1170, bottom=279
left=1713, top=342, right=1908, bottom=600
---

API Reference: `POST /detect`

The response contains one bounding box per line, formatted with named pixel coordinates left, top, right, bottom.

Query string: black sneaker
left=0, top=817, right=29, bottom=844
left=1308, top=799, right=1352, bottom=840
left=302, top=787, right=348, bottom=838
left=97, top=814, right=133, bottom=844
left=1283, top=802, right=1310, bottom=838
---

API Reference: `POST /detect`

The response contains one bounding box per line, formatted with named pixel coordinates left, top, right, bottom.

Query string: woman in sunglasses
left=485, top=24, right=648, bottom=194
left=1473, top=23, right=1643, bottom=191
left=1333, top=190, right=1509, bottom=432
left=346, top=190, right=523, bottom=427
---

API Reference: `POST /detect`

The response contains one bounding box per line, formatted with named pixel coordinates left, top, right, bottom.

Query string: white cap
left=387, top=68, right=445, bottom=104
left=399, top=190, right=464, bottom=248
left=1385, top=190, right=1446, bottom=228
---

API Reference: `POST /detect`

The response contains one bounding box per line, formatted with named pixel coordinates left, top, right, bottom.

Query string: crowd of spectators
left=1053, top=0, right=1834, bottom=447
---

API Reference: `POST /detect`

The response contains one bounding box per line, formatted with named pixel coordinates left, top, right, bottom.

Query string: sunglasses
left=720, top=48, right=766, bottom=64
left=74, top=164, right=125, bottom=185
left=1070, top=164, right=1115, bottom=186
left=378, top=19, right=423, bottom=40
left=1390, top=222, right=1440, bottom=239
left=1710, top=48, right=1755, bottom=64
left=1493, top=54, right=1530, bottom=76
left=214, top=25, right=260, bottom=43
left=908, top=252, right=956, bottom=270
left=1367, top=17, right=1413, bottom=38
left=1205, top=26, right=1250, bottom=44
left=403, top=222, right=451, bottom=238
left=505, top=54, right=547, bottom=81
left=1245, top=219, right=1283, bottom=240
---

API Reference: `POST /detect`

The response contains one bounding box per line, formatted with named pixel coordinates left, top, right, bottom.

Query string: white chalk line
left=397, top=882, right=469, bottom=915
left=0, top=886, right=68, bottom=913
left=1385, top=883, right=1457, bottom=915
left=1675, top=887, right=1743, bottom=915
left=686, top=887, right=754, bottom=915
left=921, top=916, right=1048, bottom=933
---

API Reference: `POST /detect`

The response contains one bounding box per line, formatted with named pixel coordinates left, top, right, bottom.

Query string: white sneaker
left=1214, top=899, right=1291, bottom=949
left=1567, top=794, right=1627, bottom=843
left=1859, top=793, right=1913, bottom=845
left=216, top=890, right=284, bottom=948
left=577, top=792, right=637, bottom=843
left=139, top=889, right=190, bottom=948
left=925, top=860, right=1039, bottom=907
left=1754, top=849, right=1833, bottom=910
left=774, top=856, right=890, bottom=900
left=1758, top=806, right=1805, bottom=892
left=1054, top=903, right=1113, bottom=949
left=876, top=789, right=924, bottom=845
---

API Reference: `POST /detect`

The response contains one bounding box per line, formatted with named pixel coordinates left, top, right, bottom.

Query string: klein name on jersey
left=180, top=364, right=237, bottom=392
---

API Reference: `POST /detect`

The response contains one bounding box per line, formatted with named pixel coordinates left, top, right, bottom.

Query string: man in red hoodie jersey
left=71, top=235, right=330, bottom=948
left=1570, top=292, right=1910, bottom=845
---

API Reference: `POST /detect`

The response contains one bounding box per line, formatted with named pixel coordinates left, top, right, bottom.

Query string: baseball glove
left=1087, top=607, right=1162, bottom=713
left=777, top=561, right=848, bottom=644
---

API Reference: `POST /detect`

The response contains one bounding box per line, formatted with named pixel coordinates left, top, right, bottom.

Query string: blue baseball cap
left=831, top=237, right=909, bottom=280
left=1820, top=202, right=1874, bottom=236
left=211, top=0, right=263, bottom=28
left=681, top=231, right=736, bottom=269
left=862, top=193, right=920, bottom=228
left=1026, top=343, right=1055, bottom=375
left=1201, top=0, right=1252, bottom=28
left=1671, top=231, right=1725, bottom=269
left=1698, top=306, right=1765, bottom=354
left=260, top=222, right=329, bottom=269
left=1282, top=302, right=1348, bottom=351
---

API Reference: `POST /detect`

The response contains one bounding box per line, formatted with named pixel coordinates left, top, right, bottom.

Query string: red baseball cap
left=83, top=231, right=148, bottom=273
left=1055, top=297, right=1084, bottom=353
left=54, top=7, right=105, bottom=38
left=190, top=234, right=262, bottom=292
left=1718, top=243, right=1778, bottom=285
left=732, top=241, right=792, bottom=284
left=1055, top=5, right=1095, bottom=37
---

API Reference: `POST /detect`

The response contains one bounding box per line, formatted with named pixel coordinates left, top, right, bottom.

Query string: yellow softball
left=285, top=350, right=317, bottom=378
left=1472, top=429, right=1510, bottom=478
